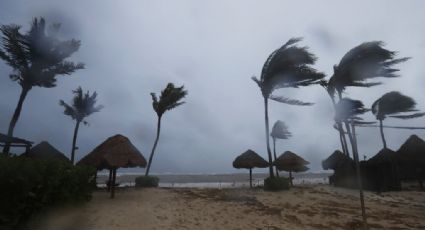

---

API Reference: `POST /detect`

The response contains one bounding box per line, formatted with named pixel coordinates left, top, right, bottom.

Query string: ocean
left=96, top=172, right=332, bottom=188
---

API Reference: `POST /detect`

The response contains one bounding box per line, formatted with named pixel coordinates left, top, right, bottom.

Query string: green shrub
left=264, top=176, right=290, bottom=191
left=135, top=176, right=159, bottom=187
left=0, top=155, right=96, bottom=229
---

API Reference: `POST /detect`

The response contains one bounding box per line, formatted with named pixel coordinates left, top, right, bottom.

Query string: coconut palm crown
left=372, top=91, right=425, bottom=149
left=329, top=41, right=409, bottom=96
left=151, top=83, right=188, bottom=117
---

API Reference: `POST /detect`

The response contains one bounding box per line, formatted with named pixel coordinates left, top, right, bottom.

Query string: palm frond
left=372, top=91, right=419, bottom=120
left=389, top=112, right=425, bottom=119
left=60, top=86, right=103, bottom=122
left=269, top=95, right=313, bottom=106
left=258, top=37, right=324, bottom=97
left=152, top=83, right=188, bottom=116
left=331, top=41, right=409, bottom=93
left=271, top=120, right=292, bottom=139
left=334, top=98, right=368, bottom=122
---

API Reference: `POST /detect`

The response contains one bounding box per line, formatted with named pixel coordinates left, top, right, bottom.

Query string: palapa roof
left=396, top=134, right=425, bottom=164
left=0, top=133, right=32, bottom=145
left=22, top=141, right=69, bottom=162
left=367, top=148, right=397, bottom=164
left=77, top=134, right=146, bottom=170
left=233, top=149, right=269, bottom=169
left=274, top=151, right=309, bottom=172
left=322, top=150, right=353, bottom=170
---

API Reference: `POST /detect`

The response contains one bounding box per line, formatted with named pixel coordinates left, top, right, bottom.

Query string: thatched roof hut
left=22, top=141, right=69, bottom=162
left=396, top=135, right=425, bottom=186
left=0, top=133, right=33, bottom=153
left=364, top=148, right=401, bottom=192
left=368, top=148, right=397, bottom=164
left=273, top=151, right=309, bottom=185
left=77, top=134, right=146, bottom=170
left=77, top=134, right=146, bottom=198
left=233, top=149, right=268, bottom=188
left=322, top=150, right=356, bottom=188
left=322, top=150, right=352, bottom=170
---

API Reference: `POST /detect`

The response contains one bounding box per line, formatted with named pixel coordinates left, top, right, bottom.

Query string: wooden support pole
left=111, top=168, right=117, bottom=199
left=108, top=169, right=112, bottom=191
left=249, top=168, right=253, bottom=188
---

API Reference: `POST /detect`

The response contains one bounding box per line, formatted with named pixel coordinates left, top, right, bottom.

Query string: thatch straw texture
left=77, top=134, right=146, bottom=170
left=22, top=141, right=69, bottom=162
left=322, top=150, right=352, bottom=170
left=232, top=149, right=269, bottom=169
left=274, top=151, right=309, bottom=172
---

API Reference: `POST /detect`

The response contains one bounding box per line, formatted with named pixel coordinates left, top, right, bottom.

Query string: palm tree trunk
left=338, top=122, right=350, bottom=157
left=145, top=116, right=162, bottom=176
left=70, top=121, right=81, bottom=164
left=273, top=138, right=279, bottom=177
left=379, top=119, right=387, bottom=149
left=329, top=91, right=350, bottom=157
left=3, top=87, right=30, bottom=154
left=337, top=92, right=353, bottom=158
left=350, top=122, right=368, bottom=228
left=263, top=97, right=275, bottom=178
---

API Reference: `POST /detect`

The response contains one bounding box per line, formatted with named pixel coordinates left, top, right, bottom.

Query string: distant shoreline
left=96, top=172, right=332, bottom=188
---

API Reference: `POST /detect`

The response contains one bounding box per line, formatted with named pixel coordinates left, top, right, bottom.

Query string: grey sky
left=1, top=0, right=425, bottom=173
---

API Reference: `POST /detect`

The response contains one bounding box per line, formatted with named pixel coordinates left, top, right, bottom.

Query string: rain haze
left=1, top=0, right=425, bottom=174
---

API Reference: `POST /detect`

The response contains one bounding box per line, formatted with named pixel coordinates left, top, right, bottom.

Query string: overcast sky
left=1, top=0, right=425, bottom=174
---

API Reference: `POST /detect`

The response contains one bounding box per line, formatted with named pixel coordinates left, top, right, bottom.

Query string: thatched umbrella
left=22, top=141, right=69, bottom=162
left=77, top=134, right=146, bottom=198
left=274, top=151, right=309, bottom=186
left=396, top=135, right=425, bottom=189
left=233, top=149, right=269, bottom=188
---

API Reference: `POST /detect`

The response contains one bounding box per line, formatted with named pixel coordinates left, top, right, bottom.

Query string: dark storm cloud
left=1, top=0, right=425, bottom=173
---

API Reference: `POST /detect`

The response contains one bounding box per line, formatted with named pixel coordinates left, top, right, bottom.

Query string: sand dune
left=29, top=185, right=425, bottom=230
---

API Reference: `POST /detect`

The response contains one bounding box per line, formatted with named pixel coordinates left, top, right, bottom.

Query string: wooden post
left=289, top=171, right=293, bottom=186
left=108, top=169, right=113, bottom=191
left=249, top=168, right=253, bottom=188
left=111, top=168, right=117, bottom=199
left=94, top=170, right=98, bottom=188
left=351, top=122, right=368, bottom=229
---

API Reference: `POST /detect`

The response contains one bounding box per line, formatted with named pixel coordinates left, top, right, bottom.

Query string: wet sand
left=30, top=185, right=425, bottom=230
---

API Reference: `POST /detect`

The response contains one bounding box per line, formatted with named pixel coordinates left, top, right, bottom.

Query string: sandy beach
left=28, top=185, right=425, bottom=230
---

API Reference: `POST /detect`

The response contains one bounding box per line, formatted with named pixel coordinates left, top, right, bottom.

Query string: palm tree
left=60, top=87, right=103, bottom=164
left=328, top=41, right=409, bottom=158
left=270, top=120, right=292, bottom=176
left=372, top=91, right=425, bottom=149
left=334, top=98, right=369, bottom=228
left=145, top=83, right=188, bottom=176
left=252, top=38, right=324, bottom=178
left=0, top=17, right=84, bottom=153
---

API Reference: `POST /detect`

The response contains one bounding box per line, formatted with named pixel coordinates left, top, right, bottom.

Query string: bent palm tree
left=60, top=87, right=103, bottom=164
left=0, top=17, right=84, bottom=153
left=335, top=98, right=369, bottom=228
left=328, top=41, right=409, bottom=158
left=270, top=120, right=292, bottom=176
left=145, top=83, right=187, bottom=176
left=372, top=91, right=425, bottom=149
left=252, top=38, right=324, bottom=178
